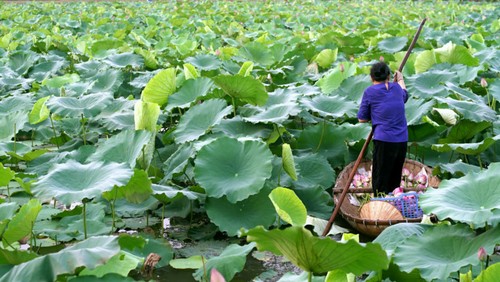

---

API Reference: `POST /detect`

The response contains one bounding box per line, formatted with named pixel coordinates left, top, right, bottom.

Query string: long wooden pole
left=322, top=18, right=427, bottom=237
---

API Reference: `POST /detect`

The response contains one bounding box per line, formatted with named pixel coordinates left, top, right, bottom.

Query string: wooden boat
left=333, top=159, right=441, bottom=237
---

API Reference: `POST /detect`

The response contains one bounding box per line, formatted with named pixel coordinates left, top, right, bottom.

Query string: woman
left=357, top=61, right=408, bottom=195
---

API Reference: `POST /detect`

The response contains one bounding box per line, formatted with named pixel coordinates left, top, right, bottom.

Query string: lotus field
left=0, top=0, right=499, bottom=281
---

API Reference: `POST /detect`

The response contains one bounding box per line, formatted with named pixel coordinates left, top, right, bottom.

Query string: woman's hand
left=394, top=71, right=404, bottom=82
left=394, top=71, right=406, bottom=90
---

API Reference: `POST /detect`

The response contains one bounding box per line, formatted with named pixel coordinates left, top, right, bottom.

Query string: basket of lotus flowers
left=333, top=159, right=441, bottom=237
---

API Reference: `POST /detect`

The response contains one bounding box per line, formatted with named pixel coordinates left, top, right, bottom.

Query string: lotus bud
left=340, top=63, right=345, bottom=72
left=215, top=49, right=221, bottom=56
left=407, top=173, right=414, bottom=182
left=379, top=56, right=384, bottom=62
left=417, top=184, right=426, bottom=189
left=402, top=168, right=410, bottom=179
left=478, top=247, right=487, bottom=262
left=393, top=187, right=404, bottom=197
left=416, top=174, right=427, bottom=185
left=353, top=174, right=363, bottom=188
left=480, top=78, right=488, bottom=88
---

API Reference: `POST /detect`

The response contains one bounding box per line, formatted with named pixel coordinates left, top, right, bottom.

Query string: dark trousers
left=372, top=140, right=407, bottom=195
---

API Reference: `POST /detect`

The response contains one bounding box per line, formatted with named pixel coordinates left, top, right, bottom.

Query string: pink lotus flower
left=402, top=168, right=410, bottom=179
left=481, top=78, right=488, bottom=88
left=478, top=247, right=487, bottom=262
left=416, top=174, right=427, bottom=185
left=393, top=187, right=404, bottom=197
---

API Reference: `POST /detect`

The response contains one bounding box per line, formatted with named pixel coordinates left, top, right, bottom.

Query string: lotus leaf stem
left=81, top=114, right=87, bottom=145
left=314, top=120, right=326, bottom=152
left=13, top=123, right=17, bottom=153
left=49, top=115, right=59, bottom=149
left=83, top=201, right=87, bottom=239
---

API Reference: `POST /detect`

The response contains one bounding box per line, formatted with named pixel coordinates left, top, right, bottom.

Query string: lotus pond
left=0, top=0, right=500, bottom=281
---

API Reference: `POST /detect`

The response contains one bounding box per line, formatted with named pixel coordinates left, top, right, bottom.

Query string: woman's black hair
left=370, top=61, right=391, bottom=82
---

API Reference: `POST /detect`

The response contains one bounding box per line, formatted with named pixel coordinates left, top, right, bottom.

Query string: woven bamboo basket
left=333, top=159, right=440, bottom=237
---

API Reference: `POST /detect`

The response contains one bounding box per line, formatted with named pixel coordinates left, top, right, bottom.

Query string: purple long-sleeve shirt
left=357, top=82, right=408, bottom=142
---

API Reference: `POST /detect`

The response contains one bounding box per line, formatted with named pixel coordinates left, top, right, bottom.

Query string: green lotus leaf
left=169, top=255, right=203, bottom=269
left=447, top=64, right=481, bottom=85
left=410, top=70, right=457, bottom=99
left=29, top=96, right=50, bottom=125
left=211, top=116, right=272, bottom=139
left=134, top=100, right=159, bottom=132
left=99, top=111, right=135, bottom=131
left=296, top=122, right=349, bottom=166
left=0, top=236, right=120, bottom=282
left=152, top=184, right=201, bottom=205
left=134, top=100, right=159, bottom=169
left=0, top=95, right=33, bottom=113
left=87, top=130, right=152, bottom=168
left=0, top=248, right=39, bottom=265
left=414, top=50, right=437, bottom=74
left=269, top=187, right=306, bottom=226
left=0, top=142, right=32, bottom=157
left=174, top=38, right=198, bottom=57
left=241, top=102, right=300, bottom=124
left=377, top=37, right=408, bottom=53
left=7, top=50, right=38, bottom=75
left=434, top=42, right=479, bottom=67
left=244, top=226, right=389, bottom=275
left=336, top=75, right=371, bottom=102
left=238, top=42, right=275, bottom=66
left=102, top=52, right=144, bottom=68
left=0, top=111, right=28, bottom=142
left=489, top=80, right=500, bottom=102
left=475, top=262, right=500, bottom=282
left=238, top=61, right=254, bottom=77
left=313, top=49, right=338, bottom=68
left=185, top=54, right=222, bottom=71
left=90, top=39, right=125, bottom=58
left=393, top=224, right=500, bottom=281
left=166, top=78, right=214, bottom=111
left=420, top=162, right=500, bottom=227
left=300, top=94, right=357, bottom=119
left=205, top=186, right=276, bottom=236
left=292, top=153, right=335, bottom=190
left=282, top=143, right=298, bottom=181
left=90, top=69, right=124, bottom=93
left=294, top=187, right=333, bottom=220
left=193, top=243, right=255, bottom=282
left=316, top=62, right=357, bottom=94
left=0, top=164, right=15, bottom=187
left=162, top=143, right=195, bottom=180
left=42, top=73, right=80, bottom=88
left=304, top=215, right=349, bottom=236
left=78, top=251, right=142, bottom=278
left=173, top=99, right=232, bottom=144
left=183, top=63, right=199, bottom=80
left=114, top=169, right=153, bottom=204
left=432, top=160, right=481, bottom=178
left=431, top=135, right=500, bottom=155
left=46, top=93, right=113, bottom=117
left=32, top=160, right=133, bottom=205
left=194, top=137, right=273, bottom=203
left=29, top=58, right=65, bottom=82
left=433, top=97, right=496, bottom=123
left=2, top=199, right=41, bottom=247
left=141, top=68, right=176, bottom=106
left=213, top=74, right=268, bottom=106
left=374, top=223, right=431, bottom=257
left=405, top=98, right=435, bottom=126
left=439, top=120, right=491, bottom=144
